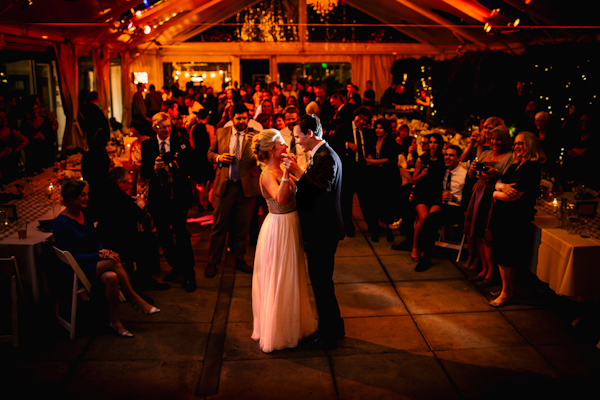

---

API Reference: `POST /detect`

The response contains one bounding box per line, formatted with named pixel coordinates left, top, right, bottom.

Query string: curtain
left=92, top=46, right=112, bottom=120
left=53, top=42, right=85, bottom=152
left=120, top=50, right=132, bottom=128
left=353, top=54, right=399, bottom=105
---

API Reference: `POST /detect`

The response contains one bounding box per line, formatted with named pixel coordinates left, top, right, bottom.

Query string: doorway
left=240, top=59, right=270, bottom=88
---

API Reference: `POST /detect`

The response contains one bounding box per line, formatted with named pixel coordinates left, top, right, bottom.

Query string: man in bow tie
left=205, top=102, right=261, bottom=278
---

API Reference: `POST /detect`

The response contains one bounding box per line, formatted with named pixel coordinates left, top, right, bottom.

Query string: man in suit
left=326, top=93, right=354, bottom=135
left=80, top=91, right=110, bottom=148
left=283, top=114, right=345, bottom=349
left=330, top=106, right=375, bottom=238
left=414, top=145, right=467, bottom=272
left=205, top=102, right=261, bottom=278
left=140, top=112, right=197, bottom=292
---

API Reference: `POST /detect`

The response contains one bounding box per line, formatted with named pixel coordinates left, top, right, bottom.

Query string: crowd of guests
left=3, top=77, right=595, bottom=337
left=0, top=93, right=59, bottom=186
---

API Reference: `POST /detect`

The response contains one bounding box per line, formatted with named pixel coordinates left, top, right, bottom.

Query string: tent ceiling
left=1, top=0, right=598, bottom=57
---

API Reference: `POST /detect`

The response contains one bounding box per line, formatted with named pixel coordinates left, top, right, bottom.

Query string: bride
left=250, top=129, right=317, bottom=353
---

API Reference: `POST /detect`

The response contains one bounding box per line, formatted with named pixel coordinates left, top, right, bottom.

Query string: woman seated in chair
left=53, top=179, right=159, bottom=338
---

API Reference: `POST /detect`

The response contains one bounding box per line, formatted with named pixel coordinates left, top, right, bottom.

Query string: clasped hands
left=99, top=249, right=120, bottom=262
left=282, top=153, right=303, bottom=177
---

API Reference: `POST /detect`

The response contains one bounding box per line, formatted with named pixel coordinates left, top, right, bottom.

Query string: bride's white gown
left=251, top=171, right=317, bottom=353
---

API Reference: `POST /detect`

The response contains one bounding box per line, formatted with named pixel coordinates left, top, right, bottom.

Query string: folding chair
left=0, top=256, right=25, bottom=347
left=434, top=224, right=467, bottom=262
left=52, top=247, right=127, bottom=339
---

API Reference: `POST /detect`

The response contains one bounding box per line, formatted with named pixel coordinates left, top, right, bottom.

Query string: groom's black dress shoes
left=299, top=332, right=338, bottom=350
left=235, top=259, right=253, bottom=273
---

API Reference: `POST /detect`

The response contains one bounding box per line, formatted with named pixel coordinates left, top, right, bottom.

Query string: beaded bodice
left=260, top=170, right=297, bottom=214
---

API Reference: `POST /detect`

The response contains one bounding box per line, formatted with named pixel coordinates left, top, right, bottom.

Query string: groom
left=283, top=114, right=345, bottom=349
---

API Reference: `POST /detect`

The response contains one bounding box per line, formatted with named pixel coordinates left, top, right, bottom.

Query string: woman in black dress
left=365, top=118, right=400, bottom=242
left=410, top=132, right=445, bottom=261
left=488, top=131, right=545, bottom=306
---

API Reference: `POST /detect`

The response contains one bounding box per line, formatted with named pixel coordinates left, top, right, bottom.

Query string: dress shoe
left=345, top=230, right=355, bottom=238
left=371, top=232, right=379, bottom=242
left=205, top=263, right=217, bottom=278
left=143, top=306, right=161, bottom=315
left=489, top=297, right=512, bottom=307
left=299, top=334, right=337, bottom=350
left=388, top=219, right=402, bottom=230
left=414, top=258, right=432, bottom=272
left=386, top=229, right=395, bottom=242
left=183, top=278, right=197, bottom=293
left=235, top=259, right=253, bottom=273
left=109, top=322, right=133, bottom=338
left=163, top=269, right=181, bottom=282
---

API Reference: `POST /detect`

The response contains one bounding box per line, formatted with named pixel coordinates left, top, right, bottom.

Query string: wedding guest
left=488, top=132, right=545, bottom=306
left=53, top=179, right=159, bottom=338
left=272, top=113, right=285, bottom=131
left=0, top=110, right=28, bottom=184
left=414, top=145, right=467, bottom=271
left=141, top=112, right=196, bottom=292
left=365, top=118, right=400, bottom=242
left=21, top=100, right=56, bottom=173
left=410, top=132, right=445, bottom=262
left=464, top=126, right=513, bottom=285
left=191, top=109, right=216, bottom=211
left=205, top=102, right=261, bottom=278
left=97, top=167, right=168, bottom=292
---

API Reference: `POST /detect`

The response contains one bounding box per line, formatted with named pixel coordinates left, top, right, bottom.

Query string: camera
left=159, top=151, right=179, bottom=170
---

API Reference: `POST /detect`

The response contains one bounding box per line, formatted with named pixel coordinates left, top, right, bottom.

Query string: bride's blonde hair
left=251, top=129, right=283, bottom=166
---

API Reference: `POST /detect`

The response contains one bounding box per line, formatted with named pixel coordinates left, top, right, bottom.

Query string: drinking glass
left=17, top=220, right=27, bottom=239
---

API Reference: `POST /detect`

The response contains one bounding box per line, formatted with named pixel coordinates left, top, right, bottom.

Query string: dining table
left=530, top=195, right=600, bottom=303
left=0, top=168, right=67, bottom=304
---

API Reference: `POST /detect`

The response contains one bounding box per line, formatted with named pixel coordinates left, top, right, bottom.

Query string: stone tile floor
left=2, top=207, right=600, bottom=399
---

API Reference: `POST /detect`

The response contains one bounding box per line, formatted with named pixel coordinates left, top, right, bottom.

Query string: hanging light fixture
left=306, top=0, right=339, bottom=15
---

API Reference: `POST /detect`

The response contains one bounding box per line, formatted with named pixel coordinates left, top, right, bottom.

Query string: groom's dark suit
left=295, top=141, right=345, bottom=343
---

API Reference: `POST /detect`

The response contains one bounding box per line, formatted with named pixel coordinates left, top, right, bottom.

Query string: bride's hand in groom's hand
left=282, top=153, right=302, bottom=176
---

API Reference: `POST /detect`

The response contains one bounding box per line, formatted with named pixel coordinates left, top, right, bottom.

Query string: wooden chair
left=52, top=247, right=127, bottom=339
left=0, top=256, right=25, bottom=347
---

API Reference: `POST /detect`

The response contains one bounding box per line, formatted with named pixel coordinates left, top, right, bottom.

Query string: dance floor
left=2, top=203, right=599, bottom=399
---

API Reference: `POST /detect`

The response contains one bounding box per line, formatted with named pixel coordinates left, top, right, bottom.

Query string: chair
left=434, top=225, right=467, bottom=262
left=0, top=256, right=24, bottom=347
left=52, top=246, right=127, bottom=339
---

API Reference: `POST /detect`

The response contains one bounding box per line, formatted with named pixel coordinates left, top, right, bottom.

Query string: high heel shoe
left=489, top=297, right=512, bottom=307
left=109, top=322, right=133, bottom=338
left=411, top=251, right=419, bottom=262
left=131, top=302, right=161, bottom=315
left=143, top=306, right=161, bottom=315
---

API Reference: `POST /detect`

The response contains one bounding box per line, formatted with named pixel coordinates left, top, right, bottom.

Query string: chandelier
left=307, top=0, right=339, bottom=15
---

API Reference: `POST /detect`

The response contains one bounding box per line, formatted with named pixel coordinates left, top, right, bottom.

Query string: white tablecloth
left=531, top=212, right=600, bottom=303
left=0, top=208, right=59, bottom=304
